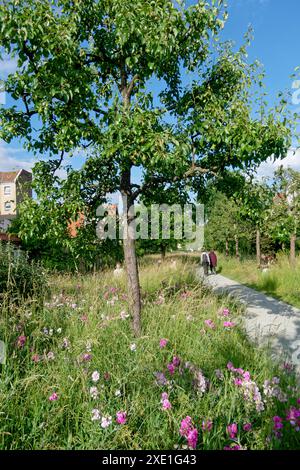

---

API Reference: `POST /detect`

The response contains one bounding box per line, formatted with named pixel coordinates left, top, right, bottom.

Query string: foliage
left=0, top=242, right=47, bottom=302
left=0, top=259, right=298, bottom=450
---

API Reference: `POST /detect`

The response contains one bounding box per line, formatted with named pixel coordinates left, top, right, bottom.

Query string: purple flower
left=17, top=335, right=26, bottom=349
left=227, top=423, right=238, bottom=439
left=172, top=356, right=181, bottom=367
left=154, top=371, right=168, bottom=386
left=180, top=416, right=193, bottom=438
left=243, top=423, right=252, bottom=432
left=187, top=428, right=198, bottom=449
left=49, top=392, right=58, bottom=401
left=167, top=363, right=176, bottom=375
left=273, top=416, right=283, bottom=431
left=82, top=353, right=92, bottom=362
left=224, top=445, right=241, bottom=451
left=159, top=338, right=168, bottom=349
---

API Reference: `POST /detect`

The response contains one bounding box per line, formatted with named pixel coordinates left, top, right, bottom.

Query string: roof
left=0, top=171, right=19, bottom=183
left=0, top=233, right=21, bottom=244
left=0, top=169, right=32, bottom=183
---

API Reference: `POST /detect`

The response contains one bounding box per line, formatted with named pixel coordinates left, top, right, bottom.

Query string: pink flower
left=243, top=423, right=252, bottom=432
left=167, top=363, right=176, bottom=375
left=180, top=416, right=193, bottom=437
left=224, top=321, right=235, bottom=328
left=202, top=420, right=213, bottom=432
left=82, top=353, right=92, bottom=362
left=159, top=339, right=168, bottom=349
left=80, top=315, right=88, bottom=322
left=32, top=354, right=40, bottom=363
left=227, top=423, right=238, bottom=439
left=17, top=335, right=26, bottom=348
left=49, top=392, right=58, bottom=401
left=224, top=445, right=241, bottom=451
left=221, top=308, right=230, bottom=317
left=161, top=392, right=169, bottom=401
left=243, top=371, right=251, bottom=381
left=227, top=362, right=234, bottom=371
left=204, top=319, right=215, bottom=329
left=162, top=399, right=172, bottom=410
left=234, top=378, right=243, bottom=387
left=187, top=428, right=198, bottom=449
left=116, top=411, right=127, bottom=425
left=273, top=416, right=283, bottom=430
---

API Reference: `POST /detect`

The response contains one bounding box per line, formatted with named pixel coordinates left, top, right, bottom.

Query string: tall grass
left=0, top=259, right=299, bottom=450
left=219, top=254, right=300, bottom=307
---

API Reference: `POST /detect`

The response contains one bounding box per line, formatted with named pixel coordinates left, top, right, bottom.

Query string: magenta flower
left=204, top=319, right=215, bottom=329
left=234, top=378, right=243, bottom=387
left=49, top=392, right=58, bottom=401
left=243, top=423, right=252, bottom=432
left=162, top=399, right=172, bottom=410
left=227, top=423, right=238, bottom=439
left=116, top=411, right=127, bottom=425
left=286, top=407, right=300, bottom=428
left=159, top=338, right=168, bottom=349
left=202, top=420, right=213, bottom=432
left=167, top=363, right=176, bottom=375
left=172, top=356, right=181, bottom=367
left=17, top=335, right=26, bottom=348
left=273, top=416, right=283, bottom=430
left=227, top=362, right=234, bottom=371
left=187, top=428, right=198, bottom=449
left=224, top=445, right=241, bottom=451
left=224, top=321, right=235, bottom=328
left=180, top=416, right=193, bottom=437
left=82, top=353, right=92, bottom=362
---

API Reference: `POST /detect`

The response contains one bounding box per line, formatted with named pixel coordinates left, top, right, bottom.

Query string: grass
left=219, top=254, right=300, bottom=308
left=0, top=258, right=299, bottom=450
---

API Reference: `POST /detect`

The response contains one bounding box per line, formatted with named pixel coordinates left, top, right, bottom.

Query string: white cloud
left=0, top=144, right=34, bottom=172
left=255, top=148, right=300, bottom=179
left=0, top=55, right=18, bottom=76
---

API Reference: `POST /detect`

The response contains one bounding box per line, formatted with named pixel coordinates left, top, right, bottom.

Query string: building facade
left=0, top=169, right=32, bottom=231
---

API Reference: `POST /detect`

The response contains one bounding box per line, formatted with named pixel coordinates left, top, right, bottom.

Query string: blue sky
left=0, top=0, right=299, bottom=179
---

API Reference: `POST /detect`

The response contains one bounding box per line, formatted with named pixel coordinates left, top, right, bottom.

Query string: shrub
left=0, top=243, right=47, bottom=303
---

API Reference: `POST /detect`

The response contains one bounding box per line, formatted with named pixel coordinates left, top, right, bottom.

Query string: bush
left=0, top=243, right=47, bottom=302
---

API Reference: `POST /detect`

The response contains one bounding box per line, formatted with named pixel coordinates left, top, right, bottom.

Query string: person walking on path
left=201, top=250, right=210, bottom=276
left=209, top=249, right=217, bottom=275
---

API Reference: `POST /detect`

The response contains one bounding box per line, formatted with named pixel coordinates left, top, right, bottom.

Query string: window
left=4, top=202, right=11, bottom=211
left=4, top=186, right=11, bottom=195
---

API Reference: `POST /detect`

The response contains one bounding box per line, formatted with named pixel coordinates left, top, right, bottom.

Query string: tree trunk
left=235, top=235, right=239, bottom=260
left=256, top=228, right=261, bottom=267
left=290, top=233, right=296, bottom=267
left=161, top=243, right=166, bottom=259
left=121, top=170, right=142, bottom=337
left=225, top=239, right=229, bottom=257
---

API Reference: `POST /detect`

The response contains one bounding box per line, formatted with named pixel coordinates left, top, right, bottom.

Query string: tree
left=0, top=0, right=291, bottom=335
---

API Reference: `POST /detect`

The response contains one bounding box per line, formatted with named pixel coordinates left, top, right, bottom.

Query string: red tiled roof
left=0, top=233, right=21, bottom=244
left=0, top=171, right=19, bottom=183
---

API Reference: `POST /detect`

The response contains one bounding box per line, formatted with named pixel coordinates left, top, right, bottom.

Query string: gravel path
left=198, top=271, right=300, bottom=373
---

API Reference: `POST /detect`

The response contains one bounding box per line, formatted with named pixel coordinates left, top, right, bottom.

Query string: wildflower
left=286, top=406, right=300, bottom=430
left=187, top=428, right=198, bottom=449
left=32, top=354, right=40, bottom=363
left=57, top=328, right=62, bottom=334
left=49, top=392, right=58, bottom=401
left=186, top=314, right=194, bottom=321
left=43, top=328, right=49, bottom=335
left=120, top=311, right=129, bottom=320
left=81, top=315, right=88, bottom=322
left=47, top=351, right=55, bottom=361
left=161, top=392, right=172, bottom=410
left=215, top=369, right=224, bottom=381
left=172, top=356, right=181, bottom=367
left=17, top=335, right=26, bottom=349
left=192, top=369, right=208, bottom=395
left=90, top=386, right=99, bottom=399
left=273, top=416, right=283, bottom=431
left=101, top=416, right=112, bottom=429
left=104, top=372, right=111, bottom=381
left=116, top=411, right=127, bottom=425
left=234, top=378, right=243, bottom=387
left=223, top=321, right=235, bottom=328
left=92, top=371, right=100, bottom=383
left=115, top=389, right=121, bottom=397
left=154, top=371, right=168, bottom=386
left=62, top=337, right=70, bottom=349
left=159, top=338, right=168, bottom=349
left=204, top=319, right=215, bottom=329
left=91, top=409, right=101, bottom=422
left=86, top=341, right=92, bottom=353
left=167, top=363, right=176, bottom=375
left=130, top=343, right=137, bottom=352
left=202, top=420, right=213, bottom=432
left=227, top=423, right=238, bottom=439
left=224, top=445, right=241, bottom=451
left=243, top=423, right=252, bottom=432
left=222, top=308, right=230, bottom=317
left=71, top=303, right=77, bottom=309
left=49, top=329, right=53, bottom=336
left=282, top=362, right=295, bottom=373
left=82, top=353, right=92, bottom=362
left=180, top=416, right=193, bottom=438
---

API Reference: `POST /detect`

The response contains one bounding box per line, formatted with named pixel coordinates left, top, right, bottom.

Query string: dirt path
left=198, top=271, right=300, bottom=373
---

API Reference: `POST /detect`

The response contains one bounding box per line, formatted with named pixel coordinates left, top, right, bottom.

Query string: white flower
left=101, top=416, right=112, bottom=429
left=92, top=371, right=100, bottom=383
left=49, top=328, right=53, bottom=336
left=57, top=328, right=62, bottom=334
left=86, top=341, right=92, bottom=353
left=90, top=386, right=99, bottom=399
left=47, top=351, right=55, bottom=361
left=120, top=311, right=129, bottom=320
left=91, top=409, right=101, bottom=422
left=130, top=343, right=137, bottom=352
left=115, top=389, right=121, bottom=397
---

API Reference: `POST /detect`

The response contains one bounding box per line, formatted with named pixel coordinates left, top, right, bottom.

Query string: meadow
left=0, top=258, right=299, bottom=450
left=219, top=254, right=300, bottom=309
